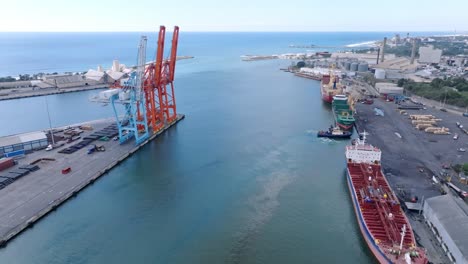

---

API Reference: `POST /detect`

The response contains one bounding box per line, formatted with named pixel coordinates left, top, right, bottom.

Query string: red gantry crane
left=144, top=25, right=179, bottom=133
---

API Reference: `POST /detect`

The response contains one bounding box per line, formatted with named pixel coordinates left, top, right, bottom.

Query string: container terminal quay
left=0, top=26, right=185, bottom=246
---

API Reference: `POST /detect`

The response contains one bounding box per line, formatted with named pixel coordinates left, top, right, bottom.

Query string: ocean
left=0, top=32, right=440, bottom=264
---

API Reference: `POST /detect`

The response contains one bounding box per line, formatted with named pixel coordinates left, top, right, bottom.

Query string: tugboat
left=317, top=126, right=352, bottom=139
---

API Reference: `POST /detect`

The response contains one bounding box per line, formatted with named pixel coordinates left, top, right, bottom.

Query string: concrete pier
left=0, top=84, right=108, bottom=101
left=0, top=114, right=184, bottom=245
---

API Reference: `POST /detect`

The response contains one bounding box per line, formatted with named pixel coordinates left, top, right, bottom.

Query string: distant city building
left=423, top=195, right=468, bottom=264
left=394, top=34, right=401, bottom=44
left=0, top=81, right=31, bottom=89
left=418, top=46, right=442, bottom=64
left=375, top=82, right=403, bottom=94
left=43, top=74, right=87, bottom=89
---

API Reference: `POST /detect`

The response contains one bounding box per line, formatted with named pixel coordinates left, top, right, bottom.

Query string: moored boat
left=317, top=126, right=352, bottom=139
left=332, top=95, right=355, bottom=130
left=345, top=135, right=428, bottom=264
left=294, top=72, right=322, bottom=81
left=321, top=72, right=343, bottom=103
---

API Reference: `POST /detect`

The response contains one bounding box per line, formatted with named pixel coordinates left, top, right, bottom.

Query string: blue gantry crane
left=109, top=36, right=149, bottom=145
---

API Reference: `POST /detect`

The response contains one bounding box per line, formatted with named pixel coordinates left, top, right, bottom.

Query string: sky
left=1, top=0, right=467, bottom=32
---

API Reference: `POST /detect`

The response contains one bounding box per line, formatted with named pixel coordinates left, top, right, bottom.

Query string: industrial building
left=419, top=46, right=442, bottom=64
left=374, top=82, right=403, bottom=94
left=0, top=81, right=32, bottom=89
left=423, top=195, right=468, bottom=264
left=42, top=74, right=88, bottom=88
left=0, top=131, right=48, bottom=155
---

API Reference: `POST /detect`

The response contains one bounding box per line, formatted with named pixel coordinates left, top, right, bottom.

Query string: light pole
left=45, top=97, right=55, bottom=145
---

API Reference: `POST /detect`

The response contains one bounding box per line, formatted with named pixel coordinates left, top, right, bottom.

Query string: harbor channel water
left=0, top=32, right=422, bottom=263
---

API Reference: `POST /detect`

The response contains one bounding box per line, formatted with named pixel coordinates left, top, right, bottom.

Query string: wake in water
left=345, top=40, right=378, bottom=48
left=305, top=129, right=338, bottom=144
left=227, top=145, right=297, bottom=264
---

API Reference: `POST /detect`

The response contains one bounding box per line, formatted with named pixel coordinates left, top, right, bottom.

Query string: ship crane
left=108, top=36, right=150, bottom=145
left=143, top=26, right=179, bottom=132
left=90, top=26, right=180, bottom=145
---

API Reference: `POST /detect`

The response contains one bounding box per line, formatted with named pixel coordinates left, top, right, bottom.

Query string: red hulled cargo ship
left=321, top=73, right=343, bottom=103
left=345, top=135, right=428, bottom=264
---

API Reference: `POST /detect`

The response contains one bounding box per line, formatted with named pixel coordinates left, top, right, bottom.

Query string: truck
left=87, top=145, right=106, bottom=154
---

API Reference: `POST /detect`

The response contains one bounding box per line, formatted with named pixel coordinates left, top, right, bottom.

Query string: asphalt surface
left=354, top=98, right=468, bottom=264
left=0, top=116, right=183, bottom=244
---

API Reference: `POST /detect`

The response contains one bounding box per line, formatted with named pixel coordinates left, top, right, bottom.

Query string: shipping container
left=0, top=158, right=15, bottom=172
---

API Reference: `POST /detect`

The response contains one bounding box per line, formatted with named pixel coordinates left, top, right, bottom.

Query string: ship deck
left=347, top=163, right=415, bottom=247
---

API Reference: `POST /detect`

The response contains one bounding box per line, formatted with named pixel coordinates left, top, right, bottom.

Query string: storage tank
left=375, top=69, right=386, bottom=79
left=350, top=62, right=358, bottom=72
left=358, top=63, right=368, bottom=72
left=112, top=60, right=120, bottom=72
left=344, top=62, right=351, bottom=71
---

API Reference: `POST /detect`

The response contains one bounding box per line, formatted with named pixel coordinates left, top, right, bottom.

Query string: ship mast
left=399, top=224, right=406, bottom=252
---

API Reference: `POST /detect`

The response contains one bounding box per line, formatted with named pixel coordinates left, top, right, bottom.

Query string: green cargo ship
left=332, top=95, right=355, bottom=131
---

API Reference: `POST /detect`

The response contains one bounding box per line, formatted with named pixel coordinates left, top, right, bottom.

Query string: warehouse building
left=42, top=74, right=87, bottom=89
left=0, top=131, right=48, bottom=155
left=419, top=46, right=442, bottom=64
left=423, top=195, right=468, bottom=264
left=374, top=82, right=403, bottom=95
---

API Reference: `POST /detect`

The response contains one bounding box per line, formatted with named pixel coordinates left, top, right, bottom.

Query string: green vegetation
left=453, top=164, right=462, bottom=173
left=385, top=43, right=418, bottom=57
left=400, top=77, right=468, bottom=107
left=353, top=37, right=468, bottom=57
left=353, top=43, right=418, bottom=57
left=0, top=76, right=16, bottom=83
left=463, top=163, right=468, bottom=175
left=430, top=41, right=468, bottom=56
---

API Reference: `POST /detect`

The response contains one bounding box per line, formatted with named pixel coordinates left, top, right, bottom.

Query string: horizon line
left=0, top=30, right=465, bottom=33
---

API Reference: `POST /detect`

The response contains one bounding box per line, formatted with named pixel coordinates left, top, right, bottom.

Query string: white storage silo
left=358, top=63, right=368, bottom=72
left=350, top=62, right=358, bottom=71
left=375, top=69, right=386, bottom=79
left=112, top=60, right=120, bottom=72
left=344, top=62, right=351, bottom=71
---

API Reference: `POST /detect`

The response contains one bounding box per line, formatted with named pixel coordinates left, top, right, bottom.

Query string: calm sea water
left=0, top=32, right=440, bottom=264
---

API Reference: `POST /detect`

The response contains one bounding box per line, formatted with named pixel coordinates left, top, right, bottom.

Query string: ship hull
left=336, top=120, right=354, bottom=131
left=317, top=132, right=352, bottom=138
left=321, top=93, right=333, bottom=103
left=333, top=111, right=354, bottom=131
left=294, top=72, right=322, bottom=81
left=346, top=168, right=392, bottom=264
